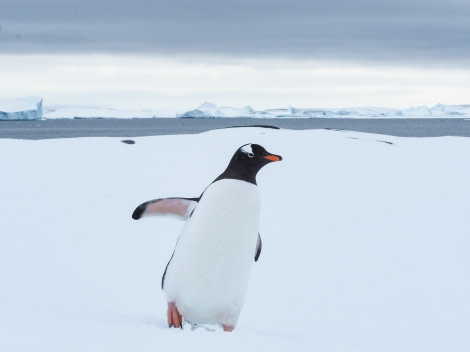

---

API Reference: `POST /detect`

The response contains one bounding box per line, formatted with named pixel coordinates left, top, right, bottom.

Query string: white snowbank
left=178, top=101, right=470, bottom=119
left=0, top=127, right=469, bottom=351
left=0, top=96, right=43, bottom=120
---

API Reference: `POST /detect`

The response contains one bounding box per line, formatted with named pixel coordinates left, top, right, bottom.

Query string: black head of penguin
left=213, top=143, right=282, bottom=185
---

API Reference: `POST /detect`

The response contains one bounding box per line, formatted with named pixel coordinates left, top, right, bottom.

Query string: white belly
left=163, top=179, right=260, bottom=326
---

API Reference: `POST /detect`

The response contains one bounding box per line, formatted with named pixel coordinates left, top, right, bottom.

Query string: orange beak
left=263, top=154, right=282, bottom=162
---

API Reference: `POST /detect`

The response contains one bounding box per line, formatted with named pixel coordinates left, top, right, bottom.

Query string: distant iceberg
left=7, top=99, right=469, bottom=120
left=178, top=102, right=256, bottom=118
left=178, top=102, right=470, bottom=119
left=0, top=96, right=43, bottom=120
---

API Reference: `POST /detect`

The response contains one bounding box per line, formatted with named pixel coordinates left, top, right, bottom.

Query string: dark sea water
left=1, top=118, right=470, bottom=139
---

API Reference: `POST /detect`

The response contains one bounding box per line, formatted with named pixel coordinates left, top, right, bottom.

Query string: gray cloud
left=1, top=0, right=469, bottom=65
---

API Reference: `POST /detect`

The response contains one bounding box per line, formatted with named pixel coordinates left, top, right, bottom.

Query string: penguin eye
left=247, top=152, right=254, bottom=158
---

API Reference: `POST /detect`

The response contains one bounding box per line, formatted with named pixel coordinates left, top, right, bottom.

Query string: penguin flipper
left=132, top=197, right=199, bottom=220
left=255, top=233, right=262, bottom=262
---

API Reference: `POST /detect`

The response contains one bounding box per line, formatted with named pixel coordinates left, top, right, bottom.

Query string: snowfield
left=1, top=127, right=469, bottom=351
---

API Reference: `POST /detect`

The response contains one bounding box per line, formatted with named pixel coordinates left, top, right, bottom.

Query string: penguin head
left=238, top=143, right=282, bottom=166
left=214, top=143, right=282, bottom=185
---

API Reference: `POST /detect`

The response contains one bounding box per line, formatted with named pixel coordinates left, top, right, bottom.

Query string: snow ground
left=1, top=127, right=469, bottom=351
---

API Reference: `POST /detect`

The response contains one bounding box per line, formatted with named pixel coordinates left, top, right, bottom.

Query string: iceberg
left=0, top=96, right=43, bottom=120
left=178, top=101, right=257, bottom=118
left=178, top=102, right=470, bottom=119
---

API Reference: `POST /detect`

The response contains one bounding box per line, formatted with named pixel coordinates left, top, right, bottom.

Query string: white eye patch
left=241, top=144, right=254, bottom=157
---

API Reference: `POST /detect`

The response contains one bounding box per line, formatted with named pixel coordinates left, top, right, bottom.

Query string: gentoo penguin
left=132, top=143, right=282, bottom=332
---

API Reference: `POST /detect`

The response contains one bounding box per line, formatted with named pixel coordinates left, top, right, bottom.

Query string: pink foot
left=222, top=324, right=234, bottom=332
left=167, top=302, right=182, bottom=328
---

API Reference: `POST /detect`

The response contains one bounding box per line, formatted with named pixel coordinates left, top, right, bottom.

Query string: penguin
left=132, top=143, right=282, bottom=332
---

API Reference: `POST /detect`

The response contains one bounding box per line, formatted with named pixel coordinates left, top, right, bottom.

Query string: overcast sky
left=1, top=0, right=469, bottom=110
